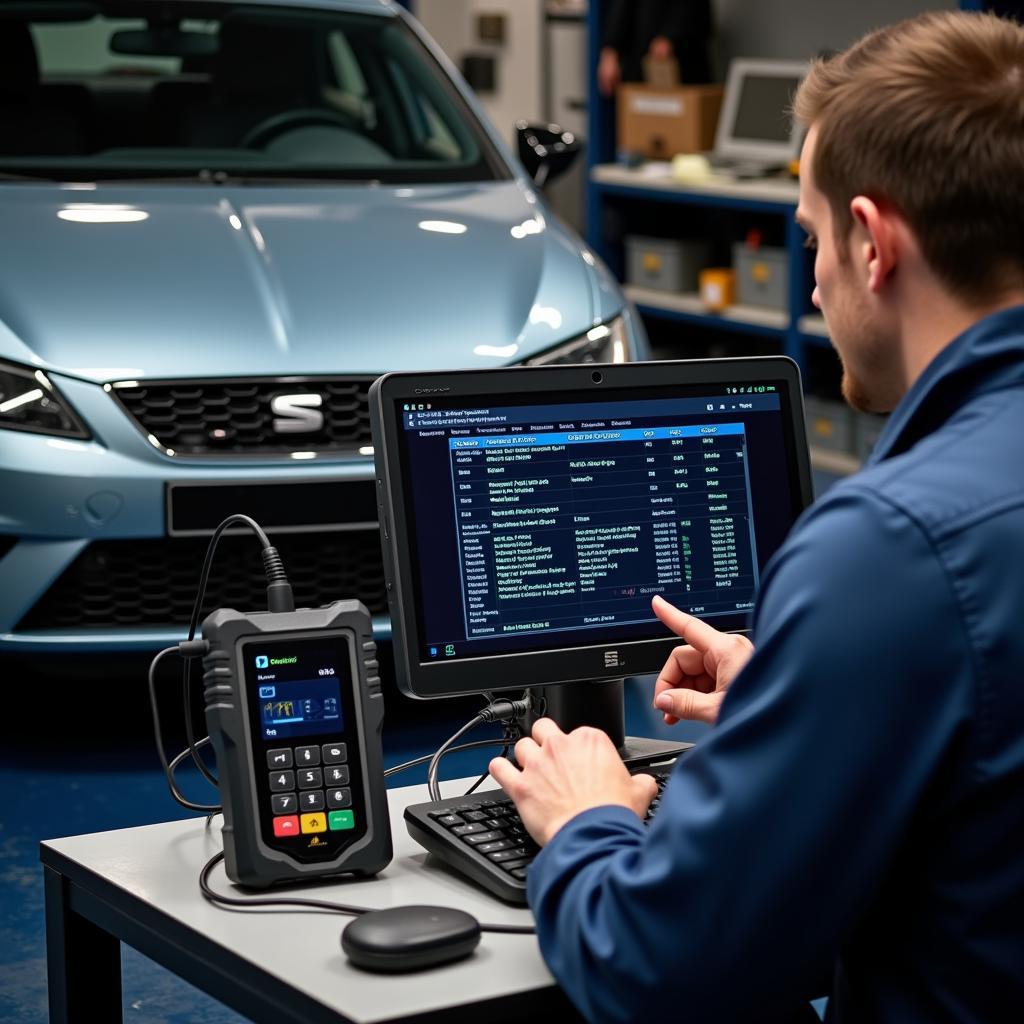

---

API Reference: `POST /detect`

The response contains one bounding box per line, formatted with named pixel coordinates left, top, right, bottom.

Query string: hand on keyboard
left=488, top=718, right=659, bottom=846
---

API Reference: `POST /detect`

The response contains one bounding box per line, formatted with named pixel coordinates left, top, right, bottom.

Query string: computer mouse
left=341, top=905, right=481, bottom=973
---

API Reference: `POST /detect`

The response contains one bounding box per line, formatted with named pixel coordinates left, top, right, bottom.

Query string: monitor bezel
left=370, top=356, right=812, bottom=700
left=713, top=57, right=808, bottom=164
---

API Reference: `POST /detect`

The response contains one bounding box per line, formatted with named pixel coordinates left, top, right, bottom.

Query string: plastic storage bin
left=626, top=236, right=710, bottom=292
left=733, top=243, right=789, bottom=310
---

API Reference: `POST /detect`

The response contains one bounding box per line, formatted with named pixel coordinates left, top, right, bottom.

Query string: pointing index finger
left=652, top=594, right=725, bottom=653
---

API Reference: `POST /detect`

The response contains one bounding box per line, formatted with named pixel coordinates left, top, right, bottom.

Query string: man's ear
left=850, top=195, right=897, bottom=293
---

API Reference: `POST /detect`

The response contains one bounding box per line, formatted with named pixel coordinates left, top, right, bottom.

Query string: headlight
left=523, top=314, right=631, bottom=366
left=0, top=359, right=89, bottom=438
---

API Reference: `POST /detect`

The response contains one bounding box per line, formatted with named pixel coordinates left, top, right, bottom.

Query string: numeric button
left=271, top=793, right=298, bottom=814
left=326, top=788, right=351, bottom=809
left=298, top=768, right=323, bottom=789
left=299, top=791, right=325, bottom=812
left=325, top=765, right=349, bottom=786
left=268, top=770, right=295, bottom=792
left=266, top=749, right=292, bottom=769
left=294, top=745, right=320, bottom=767
left=322, top=743, right=347, bottom=764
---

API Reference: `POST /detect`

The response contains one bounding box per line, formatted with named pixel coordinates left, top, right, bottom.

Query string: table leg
left=44, top=866, right=123, bottom=1024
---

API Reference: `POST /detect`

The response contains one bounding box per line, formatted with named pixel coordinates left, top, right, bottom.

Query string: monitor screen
left=714, top=59, right=807, bottom=163
left=730, top=74, right=801, bottom=144
left=371, top=358, right=812, bottom=698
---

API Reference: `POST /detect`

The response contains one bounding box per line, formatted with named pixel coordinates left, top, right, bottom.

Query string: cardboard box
left=617, top=84, right=724, bottom=160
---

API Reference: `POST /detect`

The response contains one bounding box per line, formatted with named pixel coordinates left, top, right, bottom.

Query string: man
left=597, top=0, right=714, bottom=95
left=489, top=11, right=1024, bottom=1022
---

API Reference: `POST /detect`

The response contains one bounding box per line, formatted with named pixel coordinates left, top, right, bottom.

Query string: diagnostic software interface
left=396, top=378, right=803, bottom=664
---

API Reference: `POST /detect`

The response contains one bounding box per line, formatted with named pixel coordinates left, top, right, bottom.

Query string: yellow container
left=699, top=267, right=736, bottom=311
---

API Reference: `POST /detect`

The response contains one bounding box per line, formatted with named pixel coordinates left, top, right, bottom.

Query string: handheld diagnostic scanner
left=202, top=601, right=392, bottom=887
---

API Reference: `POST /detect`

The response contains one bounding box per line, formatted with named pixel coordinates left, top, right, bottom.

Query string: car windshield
left=0, top=1, right=508, bottom=183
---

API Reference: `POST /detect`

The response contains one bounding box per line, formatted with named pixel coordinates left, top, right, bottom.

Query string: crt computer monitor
left=370, top=357, right=812, bottom=704
left=713, top=58, right=808, bottom=165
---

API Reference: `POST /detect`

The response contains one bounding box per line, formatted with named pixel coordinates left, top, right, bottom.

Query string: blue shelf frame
left=584, top=2, right=826, bottom=377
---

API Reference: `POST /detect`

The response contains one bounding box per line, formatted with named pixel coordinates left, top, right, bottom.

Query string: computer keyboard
left=404, top=763, right=677, bottom=905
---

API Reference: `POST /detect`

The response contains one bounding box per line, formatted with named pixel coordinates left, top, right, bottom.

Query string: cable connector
left=262, top=545, right=295, bottom=613
left=478, top=693, right=531, bottom=724
left=177, top=638, right=210, bottom=659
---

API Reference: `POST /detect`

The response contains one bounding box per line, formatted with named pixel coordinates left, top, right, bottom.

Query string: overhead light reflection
left=587, top=325, right=611, bottom=342
left=529, top=305, right=563, bottom=330
left=473, top=343, right=520, bottom=358
left=612, top=339, right=626, bottom=363
left=290, top=451, right=317, bottom=460
left=358, top=445, right=375, bottom=456
left=58, top=204, right=149, bottom=224
left=418, top=220, right=467, bottom=235
left=228, top=214, right=243, bottom=230
left=510, top=217, right=544, bottom=239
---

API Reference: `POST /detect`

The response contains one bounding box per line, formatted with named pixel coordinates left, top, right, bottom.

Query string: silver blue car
left=0, top=0, right=647, bottom=657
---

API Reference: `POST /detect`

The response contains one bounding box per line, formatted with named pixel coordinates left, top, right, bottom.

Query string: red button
left=273, top=815, right=299, bottom=838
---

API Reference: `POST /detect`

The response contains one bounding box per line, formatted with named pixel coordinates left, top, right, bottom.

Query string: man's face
left=796, top=126, right=899, bottom=413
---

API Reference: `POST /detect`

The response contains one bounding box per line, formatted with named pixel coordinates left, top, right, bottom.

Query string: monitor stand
left=517, top=678, right=693, bottom=769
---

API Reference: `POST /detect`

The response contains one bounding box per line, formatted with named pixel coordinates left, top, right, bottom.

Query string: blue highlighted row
left=449, top=422, right=746, bottom=450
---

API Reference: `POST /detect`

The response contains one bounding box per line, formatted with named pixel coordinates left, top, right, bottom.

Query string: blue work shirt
left=528, top=306, right=1024, bottom=1023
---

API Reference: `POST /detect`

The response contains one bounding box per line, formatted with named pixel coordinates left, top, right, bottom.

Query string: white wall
left=416, top=0, right=545, bottom=147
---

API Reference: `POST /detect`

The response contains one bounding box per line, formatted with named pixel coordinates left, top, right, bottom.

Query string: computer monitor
left=713, top=58, right=807, bottom=166
left=370, top=357, right=812, bottom=713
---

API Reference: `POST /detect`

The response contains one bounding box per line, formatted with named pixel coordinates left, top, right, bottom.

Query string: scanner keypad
left=268, top=743, right=352, bottom=837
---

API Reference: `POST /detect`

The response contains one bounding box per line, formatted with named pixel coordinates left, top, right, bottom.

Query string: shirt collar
left=867, top=304, right=1024, bottom=465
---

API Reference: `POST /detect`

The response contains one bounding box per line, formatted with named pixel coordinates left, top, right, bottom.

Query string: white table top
left=42, top=778, right=550, bottom=1024
left=591, top=162, right=801, bottom=205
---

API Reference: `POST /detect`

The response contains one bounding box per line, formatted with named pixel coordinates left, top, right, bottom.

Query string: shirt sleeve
left=526, top=485, right=974, bottom=1024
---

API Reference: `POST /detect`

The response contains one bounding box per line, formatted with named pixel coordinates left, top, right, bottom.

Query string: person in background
left=492, top=10, right=1024, bottom=1023
left=598, top=0, right=713, bottom=95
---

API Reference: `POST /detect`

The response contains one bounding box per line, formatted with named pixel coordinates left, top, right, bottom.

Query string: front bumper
left=0, top=373, right=388, bottom=653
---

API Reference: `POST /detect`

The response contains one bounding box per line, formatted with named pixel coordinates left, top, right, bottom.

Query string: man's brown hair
left=793, top=11, right=1024, bottom=303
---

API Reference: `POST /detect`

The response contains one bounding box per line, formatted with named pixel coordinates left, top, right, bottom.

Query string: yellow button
left=300, top=813, right=327, bottom=834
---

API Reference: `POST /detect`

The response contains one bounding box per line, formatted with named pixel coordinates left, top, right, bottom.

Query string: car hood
left=0, top=180, right=599, bottom=382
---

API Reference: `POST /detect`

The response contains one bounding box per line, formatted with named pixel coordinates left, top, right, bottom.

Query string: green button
left=329, top=810, right=355, bottom=831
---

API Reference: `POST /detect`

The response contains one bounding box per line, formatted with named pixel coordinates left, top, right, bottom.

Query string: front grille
left=18, top=532, right=387, bottom=630
left=111, top=377, right=375, bottom=456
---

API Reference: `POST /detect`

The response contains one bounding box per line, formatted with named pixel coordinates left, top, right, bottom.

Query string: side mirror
left=515, top=121, right=582, bottom=188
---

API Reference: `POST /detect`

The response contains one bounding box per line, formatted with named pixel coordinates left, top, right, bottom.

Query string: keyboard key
left=431, top=813, right=461, bottom=828
left=464, top=830, right=504, bottom=845
left=299, top=791, right=325, bottom=812
left=510, top=868, right=529, bottom=880
left=325, top=765, right=350, bottom=786
left=298, top=768, right=323, bottom=790
left=272, top=815, right=300, bottom=838
left=461, top=810, right=489, bottom=822
left=488, top=847, right=528, bottom=863
left=300, top=812, right=327, bottom=834
left=294, top=745, right=320, bottom=767
left=500, top=857, right=533, bottom=871
left=271, top=793, right=298, bottom=815
left=483, top=818, right=505, bottom=831
left=322, top=743, right=347, bottom=764
left=268, top=770, right=295, bottom=792
left=266, top=749, right=292, bottom=769
left=326, top=788, right=352, bottom=809
left=476, top=839, right=514, bottom=854
left=451, top=822, right=486, bottom=836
